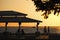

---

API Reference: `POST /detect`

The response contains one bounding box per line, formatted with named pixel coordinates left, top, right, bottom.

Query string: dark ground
left=0, top=32, right=60, bottom=40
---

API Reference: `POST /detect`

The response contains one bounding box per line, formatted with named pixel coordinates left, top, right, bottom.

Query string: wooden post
left=19, top=22, right=21, bottom=31
left=5, top=22, right=8, bottom=32
left=35, top=22, right=40, bottom=36
left=36, top=22, right=39, bottom=32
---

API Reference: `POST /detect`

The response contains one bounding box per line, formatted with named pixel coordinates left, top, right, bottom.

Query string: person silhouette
left=48, top=26, right=50, bottom=34
left=21, top=29, right=25, bottom=35
left=44, top=26, right=46, bottom=33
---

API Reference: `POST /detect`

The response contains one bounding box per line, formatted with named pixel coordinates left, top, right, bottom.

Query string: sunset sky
left=0, top=0, right=60, bottom=27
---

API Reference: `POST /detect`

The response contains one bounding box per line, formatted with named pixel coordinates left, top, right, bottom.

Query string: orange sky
left=0, top=0, right=60, bottom=27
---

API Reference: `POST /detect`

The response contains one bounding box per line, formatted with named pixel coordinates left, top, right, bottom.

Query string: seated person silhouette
left=21, top=29, right=25, bottom=35
left=16, top=29, right=25, bottom=37
left=16, top=28, right=21, bottom=37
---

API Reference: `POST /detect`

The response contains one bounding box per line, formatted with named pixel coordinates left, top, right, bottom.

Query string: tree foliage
left=32, top=0, right=60, bottom=19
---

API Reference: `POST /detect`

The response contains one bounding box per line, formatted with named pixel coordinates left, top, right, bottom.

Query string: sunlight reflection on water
left=0, top=26, right=60, bottom=34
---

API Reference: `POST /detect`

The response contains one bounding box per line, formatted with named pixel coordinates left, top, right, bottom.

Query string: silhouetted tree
left=32, top=0, right=60, bottom=19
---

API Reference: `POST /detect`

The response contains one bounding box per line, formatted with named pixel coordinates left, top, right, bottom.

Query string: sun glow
left=0, top=0, right=60, bottom=27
